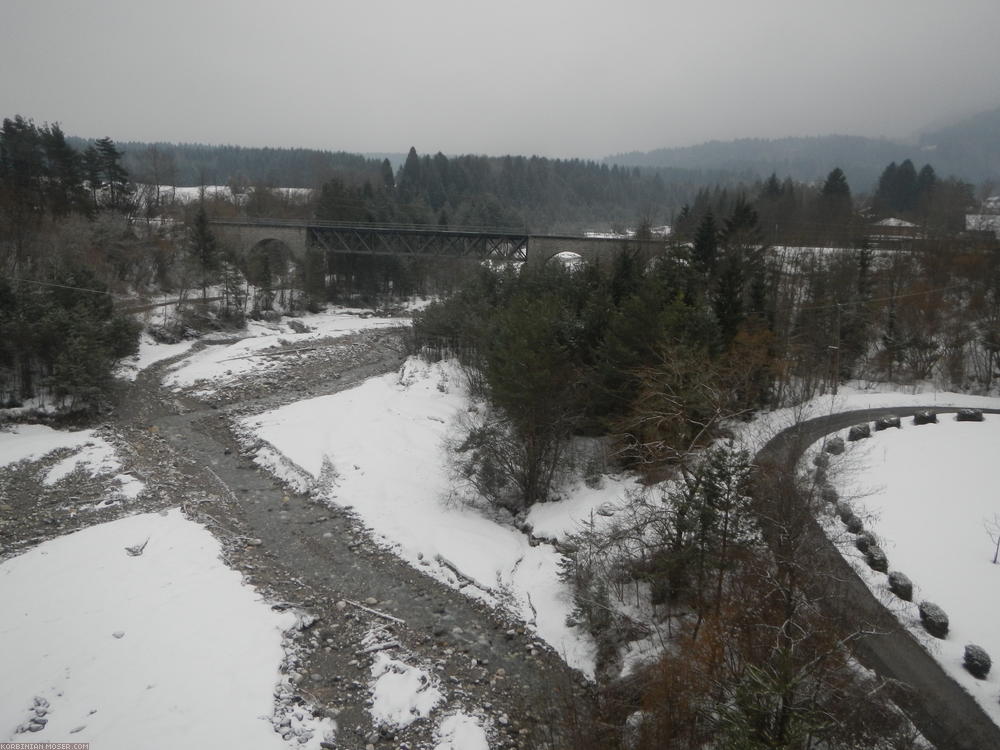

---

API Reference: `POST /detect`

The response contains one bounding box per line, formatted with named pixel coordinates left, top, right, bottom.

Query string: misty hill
left=608, top=107, right=1000, bottom=190
left=917, top=107, right=1000, bottom=184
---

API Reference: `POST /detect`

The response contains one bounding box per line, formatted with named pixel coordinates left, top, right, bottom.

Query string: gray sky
left=2, top=0, right=998, bottom=158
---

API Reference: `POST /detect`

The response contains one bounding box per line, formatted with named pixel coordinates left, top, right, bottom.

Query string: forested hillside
left=67, top=136, right=739, bottom=232
left=608, top=106, right=1000, bottom=188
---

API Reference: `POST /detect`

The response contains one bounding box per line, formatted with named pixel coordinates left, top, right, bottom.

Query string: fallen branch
left=435, top=553, right=496, bottom=595
left=220, top=345, right=319, bottom=363
left=356, top=640, right=401, bottom=656
left=343, top=598, right=406, bottom=625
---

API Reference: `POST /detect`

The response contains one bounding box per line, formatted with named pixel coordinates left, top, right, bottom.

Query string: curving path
left=758, top=406, right=1000, bottom=750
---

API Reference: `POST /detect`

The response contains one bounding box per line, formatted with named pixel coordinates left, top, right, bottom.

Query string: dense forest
left=68, top=136, right=742, bottom=232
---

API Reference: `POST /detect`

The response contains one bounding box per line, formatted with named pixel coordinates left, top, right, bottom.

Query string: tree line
left=0, top=116, right=142, bottom=411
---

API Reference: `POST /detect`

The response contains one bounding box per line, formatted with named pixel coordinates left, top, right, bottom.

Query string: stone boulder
left=875, top=415, right=901, bottom=431
left=825, top=436, right=845, bottom=455
left=287, top=319, right=311, bottom=334
left=866, top=545, right=889, bottom=573
left=835, top=501, right=854, bottom=523
left=820, top=485, right=838, bottom=504
left=956, top=408, right=984, bottom=422
left=918, top=601, right=949, bottom=638
left=813, top=452, right=830, bottom=469
left=887, top=571, right=912, bottom=601
left=963, top=644, right=991, bottom=679
left=913, top=410, right=938, bottom=426
left=848, top=423, right=871, bottom=441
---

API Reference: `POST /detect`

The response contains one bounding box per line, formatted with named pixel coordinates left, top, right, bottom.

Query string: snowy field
left=241, top=357, right=646, bottom=678
left=162, top=308, right=407, bottom=393
left=0, top=509, right=335, bottom=749
left=815, top=414, right=1000, bottom=726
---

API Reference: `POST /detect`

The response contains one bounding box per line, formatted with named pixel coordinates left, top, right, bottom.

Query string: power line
left=789, top=281, right=971, bottom=313
left=6, top=275, right=127, bottom=299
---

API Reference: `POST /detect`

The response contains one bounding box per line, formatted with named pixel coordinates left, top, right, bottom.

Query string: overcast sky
left=2, top=0, right=998, bottom=159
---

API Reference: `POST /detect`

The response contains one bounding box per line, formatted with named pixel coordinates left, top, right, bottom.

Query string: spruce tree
left=692, top=211, right=719, bottom=277
left=189, top=205, right=219, bottom=302
left=95, top=137, right=131, bottom=211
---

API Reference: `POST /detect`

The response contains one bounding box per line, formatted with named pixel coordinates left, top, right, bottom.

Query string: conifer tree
left=189, top=205, right=219, bottom=302
left=692, top=211, right=719, bottom=276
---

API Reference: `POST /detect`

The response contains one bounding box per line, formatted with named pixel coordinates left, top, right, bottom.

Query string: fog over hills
left=606, top=107, right=1000, bottom=190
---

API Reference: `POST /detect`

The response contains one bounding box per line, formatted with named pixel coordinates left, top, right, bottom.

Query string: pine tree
left=692, top=211, right=719, bottom=277
left=189, top=205, right=219, bottom=302
left=380, top=158, right=395, bottom=189
left=95, top=137, right=131, bottom=211
left=41, top=123, right=87, bottom=217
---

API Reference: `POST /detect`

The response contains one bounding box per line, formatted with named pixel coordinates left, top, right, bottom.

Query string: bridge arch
left=545, top=251, right=587, bottom=271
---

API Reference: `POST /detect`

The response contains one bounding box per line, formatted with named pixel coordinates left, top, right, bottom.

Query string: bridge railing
left=208, top=217, right=530, bottom=236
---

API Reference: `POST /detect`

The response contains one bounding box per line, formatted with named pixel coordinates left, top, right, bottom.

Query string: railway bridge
left=209, top=218, right=663, bottom=268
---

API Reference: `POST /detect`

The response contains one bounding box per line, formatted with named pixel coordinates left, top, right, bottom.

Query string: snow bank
left=434, top=712, right=490, bottom=750
left=116, top=333, right=199, bottom=382
left=163, top=308, right=405, bottom=391
left=242, top=358, right=598, bottom=677
left=369, top=652, right=443, bottom=728
left=0, top=425, right=106, bottom=469
left=0, top=509, right=332, bottom=748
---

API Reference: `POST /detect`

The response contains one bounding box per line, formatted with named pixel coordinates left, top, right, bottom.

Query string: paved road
left=758, top=405, right=1000, bottom=750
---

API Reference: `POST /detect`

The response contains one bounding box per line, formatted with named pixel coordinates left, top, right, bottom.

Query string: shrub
left=918, top=601, right=949, bottom=638
left=913, top=410, right=938, bottom=425
left=845, top=515, right=864, bottom=534
left=964, top=644, right=991, bottom=679
left=812, top=452, right=830, bottom=469
left=835, top=501, right=854, bottom=522
left=887, top=571, right=912, bottom=601
left=855, top=531, right=877, bottom=554
left=866, top=545, right=889, bottom=573
left=820, top=485, right=838, bottom=504
left=825, top=436, right=845, bottom=455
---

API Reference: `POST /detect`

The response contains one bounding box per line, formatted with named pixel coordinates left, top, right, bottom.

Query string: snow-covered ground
left=0, top=424, right=145, bottom=505
left=162, top=308, right=406, bottom=394
left=811, top=412, right=1000, bottom=727
left=241, top=357, right=646, bottom=678
left=116, top=332, right=200, bottom=382
left=735, top=381, right=1000, bottom=454
left=0, top=509, right=335, bottom=749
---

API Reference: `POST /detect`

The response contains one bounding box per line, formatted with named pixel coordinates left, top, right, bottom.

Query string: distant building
left=966, top=214, right=1000, bottom=237
left=869, top=217, right=921, bottom=243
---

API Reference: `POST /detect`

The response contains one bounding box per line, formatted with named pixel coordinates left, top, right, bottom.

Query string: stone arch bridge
left=209, top=218, right=663, bottom=268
